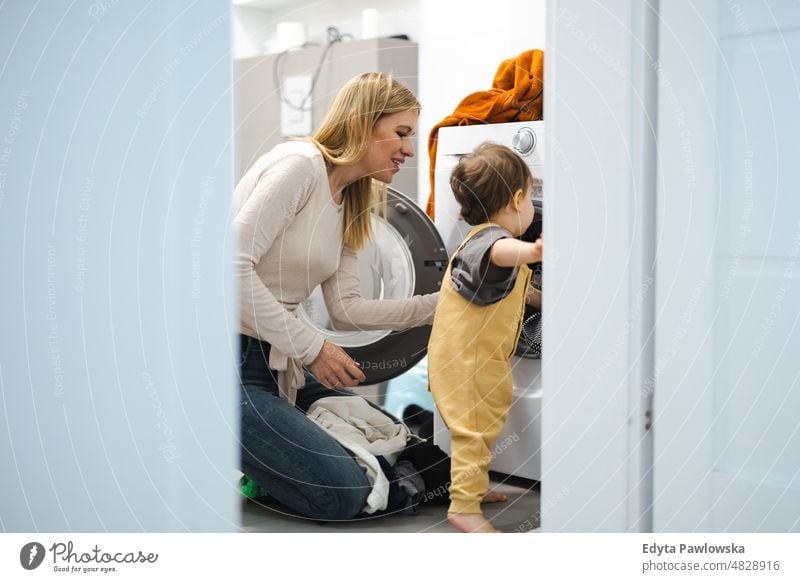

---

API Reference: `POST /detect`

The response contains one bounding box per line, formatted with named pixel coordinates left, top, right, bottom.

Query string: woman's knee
left=311, top=484, right=369, bottom=521
left=305, top=457, right=371, bottom=520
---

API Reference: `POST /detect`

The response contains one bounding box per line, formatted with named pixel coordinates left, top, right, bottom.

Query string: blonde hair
left=310, top=72, right=420, bottom=250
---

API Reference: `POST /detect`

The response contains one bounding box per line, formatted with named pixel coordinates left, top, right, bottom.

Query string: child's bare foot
left=481, top=490, right=508, bottom=504
left=448, top=512, right=502, bottom=533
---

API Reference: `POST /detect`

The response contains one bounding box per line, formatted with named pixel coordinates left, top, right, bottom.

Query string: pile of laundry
left=241, top=398, right=451, bottom=517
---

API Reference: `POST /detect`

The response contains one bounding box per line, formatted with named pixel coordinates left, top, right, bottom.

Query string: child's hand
left=491, top=234, right=543, bottom=267
left=530, top=235, right=543, bottom=263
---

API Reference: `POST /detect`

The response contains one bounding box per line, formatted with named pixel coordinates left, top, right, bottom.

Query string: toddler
left=428, top=142, right=543, bottom=533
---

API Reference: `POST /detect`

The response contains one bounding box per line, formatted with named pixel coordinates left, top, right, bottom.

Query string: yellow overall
left=428, top=224, right=531, bottom=514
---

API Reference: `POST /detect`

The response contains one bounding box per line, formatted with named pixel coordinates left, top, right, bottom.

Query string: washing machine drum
left=296, top=187, right=448, bottom=384
left=515, top=198, right=544, bottom=359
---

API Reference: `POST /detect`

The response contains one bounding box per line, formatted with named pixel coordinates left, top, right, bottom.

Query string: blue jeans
left=238, top=334, right=371, bottom=520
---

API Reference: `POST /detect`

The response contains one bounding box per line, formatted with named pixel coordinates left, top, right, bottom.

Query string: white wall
left=417, top=0, right=546, bottom=205
left=234, top=6, right=280, bottom=58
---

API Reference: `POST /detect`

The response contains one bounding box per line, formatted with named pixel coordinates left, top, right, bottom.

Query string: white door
left=654, top=0, right=800, bottom=531
left=0, top=2, right=237, bottom=531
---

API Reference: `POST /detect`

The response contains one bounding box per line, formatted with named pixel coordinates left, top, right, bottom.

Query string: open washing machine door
left=295, top=187, right=448, bottom=384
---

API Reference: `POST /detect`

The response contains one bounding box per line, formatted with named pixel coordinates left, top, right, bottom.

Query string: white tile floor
left=240, top=473, right=540, bottom=533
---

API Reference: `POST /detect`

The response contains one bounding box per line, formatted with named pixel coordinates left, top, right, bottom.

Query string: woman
left=235, top=73, right=437, bottom=520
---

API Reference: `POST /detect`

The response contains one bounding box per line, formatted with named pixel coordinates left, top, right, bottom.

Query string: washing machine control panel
left=512, top=127, right=537, bottom=156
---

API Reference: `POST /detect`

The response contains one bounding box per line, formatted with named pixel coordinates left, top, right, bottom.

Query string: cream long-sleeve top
left=235, top=140, right=438, bottom=370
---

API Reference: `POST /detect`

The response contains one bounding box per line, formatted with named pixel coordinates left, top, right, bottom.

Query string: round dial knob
left=511, top=128, right=537, bottom=156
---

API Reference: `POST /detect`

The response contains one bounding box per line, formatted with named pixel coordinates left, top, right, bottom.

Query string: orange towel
left=426, top=49, right=544, bottom=219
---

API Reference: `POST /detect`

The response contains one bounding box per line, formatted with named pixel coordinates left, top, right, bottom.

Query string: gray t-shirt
left=451, top=226, right=518, bottom=306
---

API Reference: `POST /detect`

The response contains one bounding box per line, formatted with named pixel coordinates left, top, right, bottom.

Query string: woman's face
left=361, top=110, right=418, bottom=184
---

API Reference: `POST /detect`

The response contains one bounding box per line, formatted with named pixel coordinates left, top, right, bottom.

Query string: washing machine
left=433, top=120, right=544, bottom=481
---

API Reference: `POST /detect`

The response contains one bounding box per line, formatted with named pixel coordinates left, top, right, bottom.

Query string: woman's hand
left=308, top=340, right=366, bottom=389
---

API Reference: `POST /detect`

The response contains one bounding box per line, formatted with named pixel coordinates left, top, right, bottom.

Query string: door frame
left=542, top=0, right=658, bottom=531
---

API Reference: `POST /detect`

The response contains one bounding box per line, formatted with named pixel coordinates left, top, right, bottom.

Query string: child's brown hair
left=449, top=142, right=532, bottom=226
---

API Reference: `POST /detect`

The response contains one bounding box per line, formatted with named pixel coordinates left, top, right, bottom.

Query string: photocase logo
left=19, top=542, right=46, bottom=570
